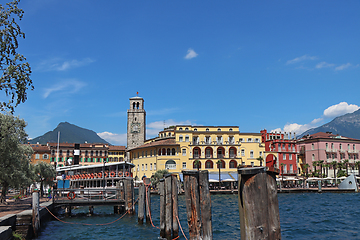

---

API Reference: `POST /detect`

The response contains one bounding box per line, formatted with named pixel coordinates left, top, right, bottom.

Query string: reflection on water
left=36, top=193, right=360, bottom=240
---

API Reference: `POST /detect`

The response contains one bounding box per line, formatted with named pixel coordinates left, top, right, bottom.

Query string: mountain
left=299, top=109, right=360, bottom=139
left=29, top=122, right=110, bottom=145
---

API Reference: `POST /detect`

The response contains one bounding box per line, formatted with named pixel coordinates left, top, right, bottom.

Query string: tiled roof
left=133, top=138, right=178, bottom=150
left=109, top=145, right=126, bottom=151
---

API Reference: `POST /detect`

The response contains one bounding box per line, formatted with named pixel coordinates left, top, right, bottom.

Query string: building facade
left=130, top=125, right=266, bottom=180
left=29, top=144, right=51, bottom=165
left=297, top=132, right=360, bottom=177
left=261, top=129, right=299, bottom=177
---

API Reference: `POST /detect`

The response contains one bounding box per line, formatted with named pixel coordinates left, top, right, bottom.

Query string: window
left=259, top=151, right=263, bottom=157
left=150, top=150, right=153, bottom=156
left=283, top=154, right=286, bottom=160
left=326, top=143, right=328, bottom=150
left=239, top=138, right=243, bottom=142
left=145, top=164, right=147, bottom=171
left=179, top=127, right=183, bottom=131
left=229, top=148, right=236, bottom=158
left=217, top=128, right=221, bottom=131
left=229, top=136, right=234, bottom=144
left=290, top=164, right=293, bottom=174
left=142, top=164, right=144, bottom=171
left=311, top=144, right=314, bottom=150
left=217, top=148, right=224, bottom=158
left=229, top=128, right=233, bottom=131
left=312, top=154, right=315, bottom=161
left=255, top=138, right=259, bottom=143
left=154, top=163, right=156, bottom=170
left=217, top=136, right=222, bottom=145
left=185, top=135, right=189, bottom=142
left=172, top=148, right=176, bottom=155
left=289, top=154, right=292, bottom=160
left=251, top=162, right=254, bottom=167
left=51, top=157, right=55, bottom=162
left=241, top=149, right=245, bottom=156
left=137, top=165, right=139, bottom=171
left=179, top=135, right=183, bottom=142
left=229, top=160, right=237, bottom=168
left=194, top=128, right=197, bottom=131
left=145, top=151, right=147, bottom=157
left=205, top=148, right=212, bottom=158
left=193, top=136, right=199, bottom=145
left=182, top=149, right=187, bottom=156
left=206, top=128, right=209, bottom=131
left=165, top=160, right=176, bottom=169
left=205, top=160, right=213, bottom=169
left=35, top=154, right=40, bottom=159
left=205, top=136, right=211, bottom=144
left=194, top=148, right=200, bottom=158
left=247, top=138, right=252, bottom=142
left=185, top=128, right=189, bottom=131
left=150, top=163, right=152, bottom=170
left=182, top=162, right=186, bottom=169
left=250, top=150, right=254, bottom=158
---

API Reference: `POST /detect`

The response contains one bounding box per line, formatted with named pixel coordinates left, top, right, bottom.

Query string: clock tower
left=127, top=96, right=146, bottom=150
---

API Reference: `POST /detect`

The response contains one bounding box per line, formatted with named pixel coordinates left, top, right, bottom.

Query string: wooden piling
left=199, top=170, right=212, bottom=240
left=165, top=174, right=173, bottom=240
left=32, top=191, right=40, bottom=237
left=183, top=170, right=202, bottom=240
left=124, top=178, right=135, bottom=214
left=138, top=184, right=145, bottom=224
left=237, top=166, right=281, bottom=240
left=159, top=179, right=166, bottom=238
left=144, top=178, right=151, bottom=223
left=171, top=175, right=179, bottom=239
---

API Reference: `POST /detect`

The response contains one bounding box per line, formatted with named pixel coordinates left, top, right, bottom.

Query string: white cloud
left=286, top=55, right=317, bottom=65
left=97, top=132, right=127, bottom=146
left=323, top=102, right=360, bottom=118
left=335, top=63, right=352, bottom=71
left=184, top=48, right=198, bottom=60
left=43, top=79, right=86, bottom=98
left=273, top=102, right=360, bottom=135
left=37, top=57, right=95, bottom=71
left=315, top=61, right=335, bottom=69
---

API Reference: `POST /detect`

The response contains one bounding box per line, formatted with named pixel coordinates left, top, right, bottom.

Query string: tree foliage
left=150, top=169, right=169, bottom=186
left=0, top=0, right=33, bottom=112
left=33, top=161, right=56, bottom=197
left=0, top=113, right=34, bottom=203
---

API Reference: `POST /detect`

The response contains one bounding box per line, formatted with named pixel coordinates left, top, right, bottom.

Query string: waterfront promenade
left=0, top=195, right=48, bottom=218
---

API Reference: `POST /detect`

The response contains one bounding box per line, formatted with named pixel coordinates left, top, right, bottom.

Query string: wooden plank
left=199, top=170, right=212, bottom=240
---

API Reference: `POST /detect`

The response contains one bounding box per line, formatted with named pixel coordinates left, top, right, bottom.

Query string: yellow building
left=108, top=145, right=126, bottom=162
left=130, top=125, right=265, bottom=180
left=29, top=144, right=51, bottom=165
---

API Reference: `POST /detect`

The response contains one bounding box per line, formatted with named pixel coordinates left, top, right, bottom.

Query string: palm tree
left=355, top=161, right=360, bottom=176
left=194, top=159, right=201, bottom=171
left=323, top=164, right=329, bottom=178
left=343, top=159, right=349, bottom=176
left=330, top=161, right=337, bottom=178
left=256, top=156, right=264, bottom=167
left=216, top=160, right=222, bottom=189
left=319, top=160, right=324, bottom=178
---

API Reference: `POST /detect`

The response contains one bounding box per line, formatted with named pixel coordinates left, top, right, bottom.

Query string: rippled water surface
left=36, top=193, right=360, bottom=240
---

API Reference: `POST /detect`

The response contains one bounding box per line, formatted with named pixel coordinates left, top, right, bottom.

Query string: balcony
left=217, top=154, right=225, bottom=159
left=326, top=148, right=338, bottom=153
left=193, top=154, right=200, bottom=159
left=205, top=154, right=213, bottom=158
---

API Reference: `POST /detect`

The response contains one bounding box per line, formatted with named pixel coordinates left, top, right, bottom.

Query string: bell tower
left=127, top=95, right=146, bottom=150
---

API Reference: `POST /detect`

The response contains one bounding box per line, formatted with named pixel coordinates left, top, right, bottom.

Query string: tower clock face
left=131, top=123, right=140, bottom=133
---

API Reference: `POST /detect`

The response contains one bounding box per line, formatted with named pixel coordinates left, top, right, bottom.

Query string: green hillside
left=28, top=122, right=110, bottom=144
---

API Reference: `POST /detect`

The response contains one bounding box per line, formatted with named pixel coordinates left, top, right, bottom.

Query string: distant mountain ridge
left=299, top=109, right=360, bottom=139
left=29, top=122, right=110, bottom=145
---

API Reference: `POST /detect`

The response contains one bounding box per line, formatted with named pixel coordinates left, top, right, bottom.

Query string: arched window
left=205, top=160, right=213, bottom=169
left=136, top=102, right=139, bottom=109
left=193, top=160, right=202, bottom=169
left=229, top=160, right=237, bottom=168
left=217, top=147, right=225, bottom=158
left=172, top=148, right=176, bottom=155
left=193, top=147, right=201, bottom=158
left=162, top=148, right=166, bottom=155
left=229, top=147, right=236, bottom=158
left=167, top=148, right=171, bottom=155
left=133, top=102, right=136, bottom=109
left=165, top=160, right=176, bottom=169
left=205, top=147, right=213, bottom=158
left=158, top=149, right=161, bottom=156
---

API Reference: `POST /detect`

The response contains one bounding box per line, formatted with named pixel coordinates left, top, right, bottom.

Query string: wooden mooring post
left=237, top=166, right=281, bottom=240
left=138, top=183, right=145, bottom=224
left=183, top=170, right=212, bottom=240
left=159, top=174, right=179, bottom=240
left=144, top=178, right=151, bottom=223
left=32, top=191, right=40, bottom=237
left=124, top=178, right=135, bottom=215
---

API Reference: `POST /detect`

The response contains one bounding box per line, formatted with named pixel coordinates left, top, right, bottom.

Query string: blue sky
left=5, top=0, right=360, bottom=145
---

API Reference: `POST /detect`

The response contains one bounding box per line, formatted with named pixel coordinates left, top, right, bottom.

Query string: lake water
left=35, top=193, right=360, bottom=240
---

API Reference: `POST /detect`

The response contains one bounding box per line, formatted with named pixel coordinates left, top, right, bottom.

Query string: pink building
left=297, top=132, right=360, bottom=177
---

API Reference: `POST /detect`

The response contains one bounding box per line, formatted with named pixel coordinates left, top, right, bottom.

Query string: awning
left=178, top=172, right=237, bottom=182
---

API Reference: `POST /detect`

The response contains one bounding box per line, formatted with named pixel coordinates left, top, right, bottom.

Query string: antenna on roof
left=164, top=120, right=166, bottom=130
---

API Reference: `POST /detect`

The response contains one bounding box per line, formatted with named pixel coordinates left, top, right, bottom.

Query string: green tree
left=33, top=162, right=56, bottom=197
left=194, top=159, right=201, bottom=171
left=0, top=113, right=34, bottom=203
left=150, top=169, right=169, bottom=187
left=256, top=156, right=264, bottom=166
left=330, top=161, right=337, bottom=178
left=0, top=0, right=33, bottom=112
left=343, top=159, right=349, bottom=176
left=355, top=161, right=360, bottom=176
